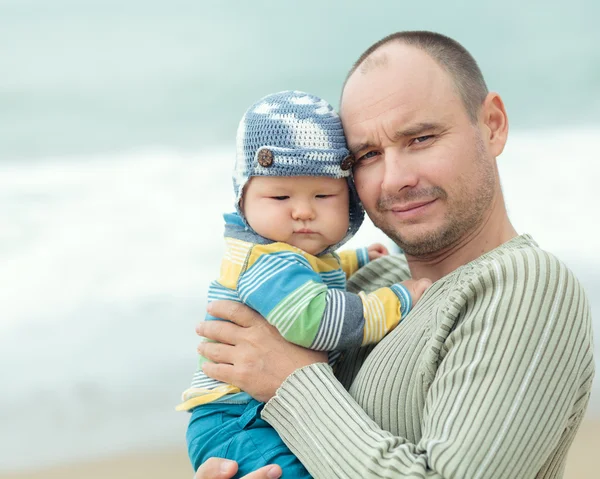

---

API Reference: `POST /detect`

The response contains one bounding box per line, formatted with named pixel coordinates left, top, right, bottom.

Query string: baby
left=179, top=91, right=429, bottom=477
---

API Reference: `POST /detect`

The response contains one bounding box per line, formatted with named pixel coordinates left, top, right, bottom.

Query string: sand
left=1, top=420, right=598, bottom=479
left=0, top=450, right=192, bottom=479
left=564, top=419, right=598, bottom=478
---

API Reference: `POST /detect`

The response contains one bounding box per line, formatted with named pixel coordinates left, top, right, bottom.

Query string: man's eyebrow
left=393, top=122, right=443, bottom=140
left=348, top=140, right=378, bottom=154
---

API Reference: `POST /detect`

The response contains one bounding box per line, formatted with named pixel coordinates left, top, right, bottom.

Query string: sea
left=1, top=0, right=599, bottom=472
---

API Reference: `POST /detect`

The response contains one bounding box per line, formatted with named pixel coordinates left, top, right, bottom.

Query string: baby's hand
left=402, top=278, right=432, bottom=305
left=393, top=278, right=432, bottom=316
left=367, top=243, right=389, bottom=261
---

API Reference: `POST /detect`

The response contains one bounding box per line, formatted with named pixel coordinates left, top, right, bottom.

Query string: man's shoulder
left=468, top=236, right=581, bottom=288
left=461, top=236, right=590, bottom=319
left=457, top=237, right=594, bottom=375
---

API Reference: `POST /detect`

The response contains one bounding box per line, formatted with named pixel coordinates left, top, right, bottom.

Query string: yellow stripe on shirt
left=360, top=287, right=403, bottom=345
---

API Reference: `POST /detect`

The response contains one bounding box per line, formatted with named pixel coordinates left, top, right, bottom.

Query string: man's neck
left=406, top=197, right=517, bottom=282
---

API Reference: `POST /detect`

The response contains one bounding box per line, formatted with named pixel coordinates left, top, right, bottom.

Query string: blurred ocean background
left=1, top=0, right=598, bottom=474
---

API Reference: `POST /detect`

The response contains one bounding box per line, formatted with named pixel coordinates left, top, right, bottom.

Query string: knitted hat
left=233, top=90, right=364, bottom=253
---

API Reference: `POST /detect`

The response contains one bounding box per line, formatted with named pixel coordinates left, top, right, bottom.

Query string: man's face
left=341, top=44, right=496, bottom=256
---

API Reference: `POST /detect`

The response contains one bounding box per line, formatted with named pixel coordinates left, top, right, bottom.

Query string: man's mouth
left=391, top=199, right=436, bottom=213
left=388, top=199, right=437, bottom=219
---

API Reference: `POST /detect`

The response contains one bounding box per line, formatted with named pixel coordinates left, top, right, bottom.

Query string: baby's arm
left=238, top=247, right=429, bottom=351
left=338, top=243, right=390, bottom=278
left=312, top=278, right=429, bottom=350
left=338, top=248, right=370, bottom=279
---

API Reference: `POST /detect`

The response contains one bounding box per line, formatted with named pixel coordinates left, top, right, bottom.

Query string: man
left=194, top=31, right=594, bottom=478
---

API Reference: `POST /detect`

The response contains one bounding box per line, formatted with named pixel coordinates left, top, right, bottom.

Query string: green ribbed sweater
left=262, top=235, right=594, bottom=478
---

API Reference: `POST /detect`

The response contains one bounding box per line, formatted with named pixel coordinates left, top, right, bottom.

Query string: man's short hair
left=344, top=31, right=489, bottom=122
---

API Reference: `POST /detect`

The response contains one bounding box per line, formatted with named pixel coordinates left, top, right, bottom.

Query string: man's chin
left=379, top=223, right=449, bottom=256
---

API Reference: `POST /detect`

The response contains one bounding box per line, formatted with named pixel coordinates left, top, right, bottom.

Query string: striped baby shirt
left=177, top=212, right=411, bottom=411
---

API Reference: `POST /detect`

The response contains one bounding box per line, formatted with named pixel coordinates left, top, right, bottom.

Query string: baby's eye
left=271, top=196, right=289, bottom=200
left=316, top=194, right=334, bottom=199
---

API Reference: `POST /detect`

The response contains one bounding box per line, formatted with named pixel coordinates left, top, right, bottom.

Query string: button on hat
left=257, top=148, right=274, bottom=167
left=341, top=154, right=355, bottom=171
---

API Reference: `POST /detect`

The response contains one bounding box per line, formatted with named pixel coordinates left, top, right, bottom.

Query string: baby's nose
left=292, top=203, right=315, bottom=220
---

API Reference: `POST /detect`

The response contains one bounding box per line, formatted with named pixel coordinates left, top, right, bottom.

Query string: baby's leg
left=187, top=402, right=239, bottom=470
left=187, top=400, right=311, bottom=479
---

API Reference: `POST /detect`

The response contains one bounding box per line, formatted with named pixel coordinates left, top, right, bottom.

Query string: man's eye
left=412, top=135, right=434, bottom=145
left=271, top=196, right=289, bottom=200
left=357, top=151, right=380, bottom=162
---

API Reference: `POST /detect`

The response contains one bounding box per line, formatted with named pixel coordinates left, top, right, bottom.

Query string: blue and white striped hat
left=233, top=90, right=364, bottom=252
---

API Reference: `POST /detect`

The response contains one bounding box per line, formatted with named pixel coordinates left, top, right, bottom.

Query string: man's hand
left=195, top=458, right=282, bottom=479
left=367, top=242, right=389, bottom=261
left=197, top=300, right=327, bottom=402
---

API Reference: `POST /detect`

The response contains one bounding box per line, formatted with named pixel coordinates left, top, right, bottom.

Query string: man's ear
left=480, top=92, right=509, bottom=158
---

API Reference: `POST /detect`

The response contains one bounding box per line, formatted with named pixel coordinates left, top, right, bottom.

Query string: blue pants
left=187, top=399, right=311, bottom=478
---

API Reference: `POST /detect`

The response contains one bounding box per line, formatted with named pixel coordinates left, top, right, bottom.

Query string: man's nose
left=380, top=149, right=419, bottom=195
left=291, top=201, right=316, bottom=220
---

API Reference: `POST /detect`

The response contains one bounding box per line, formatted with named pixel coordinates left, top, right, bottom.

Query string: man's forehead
left=341, top=43, right=451, bottom=113
left=341, top=45, right=459, bottom=142
left=357, top=51, right=389, bottom=76
left=340, top=79, right=449, bottom=139
left=341, top=84, right=427, bottom=125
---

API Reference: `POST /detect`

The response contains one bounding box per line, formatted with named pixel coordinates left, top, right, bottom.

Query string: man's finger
left=202, top=362, right=238, bottom=385
left=208, top=300, right=264, bottom=327
left=198, top=341, right=236, bottom=364
left=197, top=319, right=242, bottom=345
left=195, top=457, right=238, bottom=478
left=241, top=464, right=282, bottom=478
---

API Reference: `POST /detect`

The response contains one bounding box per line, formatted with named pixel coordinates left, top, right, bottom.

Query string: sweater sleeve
left=239, top=248, right=412, bottom=350
left=262, top=250, right=594, bottom=478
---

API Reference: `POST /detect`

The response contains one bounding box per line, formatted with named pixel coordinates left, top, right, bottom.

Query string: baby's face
left=243, top=176, right=350, bottom=255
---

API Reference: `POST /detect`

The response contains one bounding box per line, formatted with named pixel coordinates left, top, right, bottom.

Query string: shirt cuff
left=356, top=247, right=370, bottom=268
left=389, top=283, right=413, bottom=317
